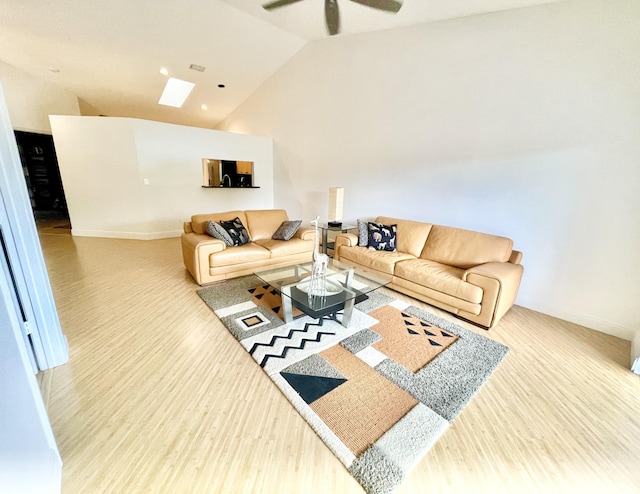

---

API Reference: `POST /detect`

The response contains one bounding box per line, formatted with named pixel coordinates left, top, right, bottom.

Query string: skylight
left=158, top=78, right=195, bottom=108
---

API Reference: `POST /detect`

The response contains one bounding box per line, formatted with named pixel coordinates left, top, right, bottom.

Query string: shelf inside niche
left=201, top=185, right=260, bottom=189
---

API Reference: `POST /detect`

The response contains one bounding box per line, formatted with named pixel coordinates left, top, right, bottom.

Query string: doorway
left=14, top=131, right=70, bottom=233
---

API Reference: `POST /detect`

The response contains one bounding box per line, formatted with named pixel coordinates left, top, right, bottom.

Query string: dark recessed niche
left=201, top=158, right=258, bottom=188
left=217, top=84, right=225, bottom=88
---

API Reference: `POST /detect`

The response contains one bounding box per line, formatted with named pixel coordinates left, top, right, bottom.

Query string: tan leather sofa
left=334, top=216, right=523, bottom=329
left=181, top=209, right=314, bottom=285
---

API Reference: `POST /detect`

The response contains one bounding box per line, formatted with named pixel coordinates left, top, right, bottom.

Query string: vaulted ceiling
left=0, top=0, right=560, bottom=128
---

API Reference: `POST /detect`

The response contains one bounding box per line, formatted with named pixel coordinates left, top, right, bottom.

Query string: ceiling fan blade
left=325, top=0, right=340, bottom=35
left=262, top=0, right=305, bottom=11
left=349, top=0, right=403, bottom=13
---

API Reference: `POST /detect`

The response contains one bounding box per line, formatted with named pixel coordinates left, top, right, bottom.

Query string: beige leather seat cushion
left=338, top=246, right=415, bottom=275
left=254, top=238, right=314, bottom=258
left=208, top=243, right=270, bottom=267
left=394, top=259, right=483, bottom=304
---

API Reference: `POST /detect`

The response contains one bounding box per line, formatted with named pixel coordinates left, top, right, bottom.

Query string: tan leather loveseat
left=181, top=209, right=314, bottom=285
left=334, top=216, right=523, bottom=328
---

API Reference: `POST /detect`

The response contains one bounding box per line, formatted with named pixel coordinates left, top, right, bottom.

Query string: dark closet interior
left=14, top=131, right=69, bottom=222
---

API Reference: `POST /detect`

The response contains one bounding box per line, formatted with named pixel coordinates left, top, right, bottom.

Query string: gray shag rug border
left=198, top=276, right=509, bottom=494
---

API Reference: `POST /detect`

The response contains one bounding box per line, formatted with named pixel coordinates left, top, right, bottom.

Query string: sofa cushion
left=208, top=243, right=270, bottom=267
left=357, top=219, right=369, bottom=247
left=338, top=246, right=415, bottom=275
left=219, top=217, right=250, bottom=246
left=245, top=209, right=290, bottom=241
left=272, top=220, right=302, bottom=241
left=205, top=221, right=234, bottom=246
left=368, top=222, right=397, bottom=251
left=376, top=217, right=433, bottom=258
left=420, top=225, right=513, bottom=269
left=254, top=238, right=314, bottom=258
left=191, top=211, right=247, bottom=235
left=394, top=259, right=483, bottom=304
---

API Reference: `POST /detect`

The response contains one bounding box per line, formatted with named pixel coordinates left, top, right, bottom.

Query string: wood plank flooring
left=37, top=233, right=640, bottom=493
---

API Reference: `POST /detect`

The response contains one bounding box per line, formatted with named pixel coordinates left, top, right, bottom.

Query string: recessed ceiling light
left=49, top=68, right=60, bottom=73
left=158, top=78, right=195, bottom=108
left=201, top=104, right=208, bottom=110
left=218, top=84, right=225, bottom=88
left=189, top=64, right=206, bottom=72
left=159, top=67, right=169, bottom=76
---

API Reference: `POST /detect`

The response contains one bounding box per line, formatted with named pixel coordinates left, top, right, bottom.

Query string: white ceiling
left=0, top=0, right=561, bottom=129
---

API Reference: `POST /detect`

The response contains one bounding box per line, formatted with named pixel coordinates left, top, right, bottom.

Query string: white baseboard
left=517, top=296, right=636, bottom=341
left=71, top=229, right=181, bottom=240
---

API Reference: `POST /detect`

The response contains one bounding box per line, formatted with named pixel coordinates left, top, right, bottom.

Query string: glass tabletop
left=254, top=258, right=391, bottom=325
left=254, top=258, right=388, bottom=297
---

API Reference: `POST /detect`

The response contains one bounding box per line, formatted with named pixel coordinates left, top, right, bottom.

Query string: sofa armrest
left=295, top=226, right=315, bottom=241
left=509, top=249, right=523, bottom=265
left=181, top=233, right=226, bottom=284
left=463, top=262, right=524, bottom=327
left=184, top=222, right=193, bottom=234
left=334, top=233, right=358, bottom=260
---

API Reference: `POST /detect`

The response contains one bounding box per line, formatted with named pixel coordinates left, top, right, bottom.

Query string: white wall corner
left=516, top=296, right=636, bottom=342
left=631, top=330, right=640, bottom=374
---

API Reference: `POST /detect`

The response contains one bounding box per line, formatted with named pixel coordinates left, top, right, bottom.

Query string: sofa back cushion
left=245, top=209, right=290, bottom=241
left=376, top=217, right=433, bottom=258
left=191, top=211, right=247, bottom=235
left=420, top=225, right=513, bottom=269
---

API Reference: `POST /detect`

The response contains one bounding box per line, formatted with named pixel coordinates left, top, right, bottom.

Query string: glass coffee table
left=254, top=259, right=390, bottom=327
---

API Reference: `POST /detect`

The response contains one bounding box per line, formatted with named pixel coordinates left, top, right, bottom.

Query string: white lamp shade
left=328, top=187, right=344, bottom=222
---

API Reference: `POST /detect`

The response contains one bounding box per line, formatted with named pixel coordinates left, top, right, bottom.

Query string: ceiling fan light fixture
left=262, top=0, right=403, bottom=36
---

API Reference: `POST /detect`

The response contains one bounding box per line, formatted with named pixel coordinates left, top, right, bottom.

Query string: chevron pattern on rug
left=248, top=319, right=337, bottom=368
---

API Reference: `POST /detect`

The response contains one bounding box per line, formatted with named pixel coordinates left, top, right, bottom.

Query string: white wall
left=0, top=60, right=80, bottom=133
left=50, top=116, right=274, bottom=239
left=219, top=0, right=640, bottom=339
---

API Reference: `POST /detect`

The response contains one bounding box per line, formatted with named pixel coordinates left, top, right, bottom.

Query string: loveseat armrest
left=295, top=226, right=315, bottom=241
left=184, top=222, right=194, bottom=234
left=463, top=262, right=524, bottom=328
left=509, top=249, right=523, bottom=265
left=181, top=232, right=226, bottom=285
left=333, top=233, right=358, bottom=260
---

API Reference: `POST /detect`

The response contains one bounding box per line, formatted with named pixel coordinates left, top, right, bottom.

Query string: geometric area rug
left=197, top=275, right=509, bottom=494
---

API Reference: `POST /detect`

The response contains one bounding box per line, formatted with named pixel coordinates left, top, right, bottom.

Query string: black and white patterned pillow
left=357, top=219, right=369, bottom=247
left=367, top=222, right=397, bottom=252
left=219, top=217, right=250, bottom=246
left=272, top=220, right=302, bottom=241
left=205, top=221, right=234, bottom=246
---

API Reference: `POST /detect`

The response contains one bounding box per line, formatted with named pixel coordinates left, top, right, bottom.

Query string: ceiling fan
left=262, top=0, right=404, bottom=36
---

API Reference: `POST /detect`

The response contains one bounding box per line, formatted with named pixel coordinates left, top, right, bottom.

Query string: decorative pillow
left=367, top=222, right=397, bottom=252
left=357, top=219, right=369, bottom=247
left=205, top=221, right=234, bottom=246
left=272, top=220, right=302, bottom=241
left=219, top=217, right=250, bottom=246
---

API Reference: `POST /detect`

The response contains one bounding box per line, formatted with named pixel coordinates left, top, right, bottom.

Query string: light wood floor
left=37, top=232, right=640, bottom=493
